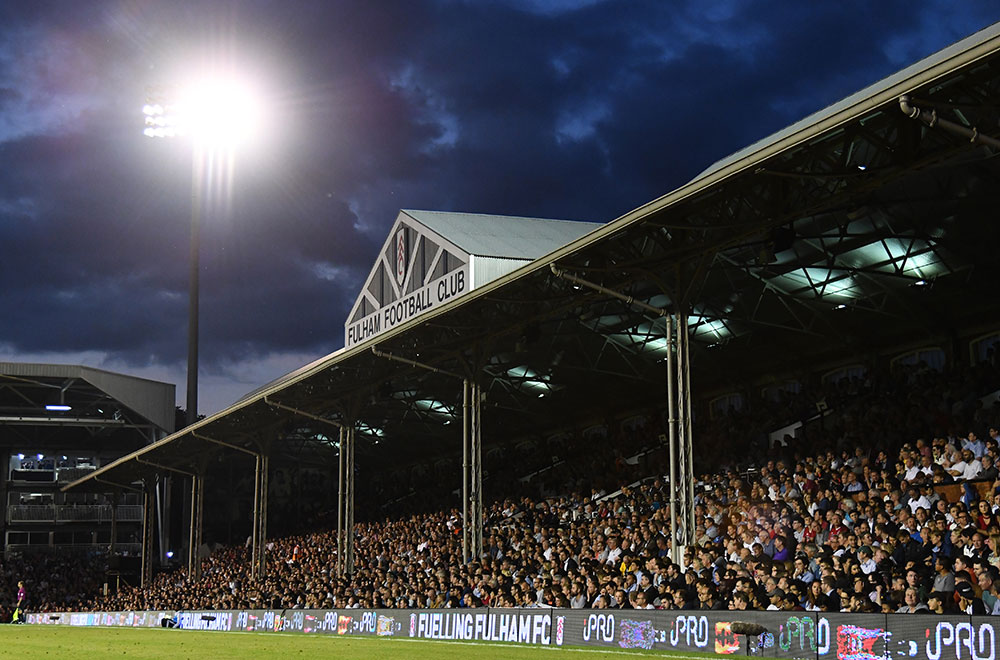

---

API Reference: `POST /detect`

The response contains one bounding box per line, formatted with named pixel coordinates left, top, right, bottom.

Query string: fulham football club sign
left=345, top=210, right=594, bottom=351
left=345, top=215, right=470, bottom=349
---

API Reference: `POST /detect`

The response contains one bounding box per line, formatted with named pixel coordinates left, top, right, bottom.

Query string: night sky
left=1, top=1, right=997, bottom=416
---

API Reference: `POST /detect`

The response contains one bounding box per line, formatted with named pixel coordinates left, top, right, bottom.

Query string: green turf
left=0, top=626, right=697, bottom=659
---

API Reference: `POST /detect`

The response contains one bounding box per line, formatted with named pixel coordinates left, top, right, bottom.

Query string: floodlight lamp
left=176, top=77, right=263, bottom=148
left=142, top=75, right=265, bottom=148
left=37, top=454, right=44, bottom=461
left=17, top=453, right=24, bottom=460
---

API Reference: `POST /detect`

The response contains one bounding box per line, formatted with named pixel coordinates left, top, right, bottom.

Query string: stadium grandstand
left=13, top=18, right=1000, bottom=657
left=0, top=363, right=174, bottom=620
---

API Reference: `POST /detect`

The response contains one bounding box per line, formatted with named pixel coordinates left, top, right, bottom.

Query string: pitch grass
left=0, top=626, right=711, bottom=659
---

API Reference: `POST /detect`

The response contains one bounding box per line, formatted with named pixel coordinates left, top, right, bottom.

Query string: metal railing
left=56, top=467, right=97, bottom=483
left=5, top=543, right=141, bottom=557
left=7, top=505, right=143, bottom=523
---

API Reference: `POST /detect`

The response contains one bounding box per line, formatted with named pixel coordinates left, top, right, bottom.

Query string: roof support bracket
left=899, top=95, right=1000, bottom=149
left=135, top=456, right=195, bottom=477
left=191, top=431, right=261, bottom=457
left=370, top=347, right=464, bottom=380
left=262, top=396, right=345, bottom=430
left=91, top=476, right=143, bottom=493
left=549, top=263, right=668, bottom=317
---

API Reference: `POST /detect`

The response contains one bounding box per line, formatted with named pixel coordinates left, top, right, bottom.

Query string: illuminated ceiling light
left=45, top=404, right=71, bottom=411
left=833, top=303, right=847, bottom=310
left=912, top=279, right=929, bottom=287
left=357, top=422, right=385, bottom=438
left=857, top=164, right=867, bottom=171
left=17, top=453, right=24, bottom=460
left=36, top=454, right=44, bottom=460
left=506, top=365, right=553, bottom=393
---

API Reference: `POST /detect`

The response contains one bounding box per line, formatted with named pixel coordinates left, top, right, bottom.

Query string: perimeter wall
left=26, top=608, right=996, bottom=659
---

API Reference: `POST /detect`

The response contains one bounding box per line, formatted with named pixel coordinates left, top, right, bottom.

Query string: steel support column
left=468, top=381, right=484, bottom=560
left=672, top=312, right=695, bottom=557
left=665, top=312, right=695, bottom=564
left=340, top=425, right=355, bottom=575
left=665, top=318, right=679, bottom=564
left=256, top=454, right=269, bottom=579
left=188, top=473, right=204, bottom=580
left=140, top=485, right=155, bottom=587
left=462, top=379, right=470, bottom=563
left=337, top=425, right=345, bottom=577
left=335, top=424, right=356, bottom=576
left=156, top=476, right=169, bottom=567
left=250, top=453, right=271, bottom=581
left=680, top=313, right=696, bottom=537
left=109, top=490, right=118, bottom=555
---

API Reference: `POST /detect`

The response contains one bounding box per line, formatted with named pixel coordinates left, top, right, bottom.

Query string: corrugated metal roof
left=400, top=210, right=600, bottom=260
left=0, top=362, right=175, bottom=433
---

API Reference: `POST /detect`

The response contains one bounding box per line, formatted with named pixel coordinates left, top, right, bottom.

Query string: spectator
left=956, top=582, right=987, bottom=615
left=896, top=588, right=928, bottom=613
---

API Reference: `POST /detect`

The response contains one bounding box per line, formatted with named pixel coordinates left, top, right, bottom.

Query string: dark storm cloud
left=0, top=0, right=997, bottom=412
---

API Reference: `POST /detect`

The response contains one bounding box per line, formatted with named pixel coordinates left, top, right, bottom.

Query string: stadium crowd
left=14, top=359, right=1000, bottom=616
left=0, top=553, right=103, bottom=620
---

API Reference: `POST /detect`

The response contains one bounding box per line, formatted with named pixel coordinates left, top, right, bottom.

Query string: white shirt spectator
left=908, top=496, right=931, bottom=514
left=948, top=459, right=969, bottom=479
left=962, top=459, right=982, bottom=481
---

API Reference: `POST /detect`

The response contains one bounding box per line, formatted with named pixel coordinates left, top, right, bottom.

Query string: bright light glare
left=143, top=76, right=264, bottom=148
left=45, top=404, right=72, bottom=411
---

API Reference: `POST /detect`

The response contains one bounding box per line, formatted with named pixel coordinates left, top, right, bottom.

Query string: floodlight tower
left=143, top=77, right=262, bottom=426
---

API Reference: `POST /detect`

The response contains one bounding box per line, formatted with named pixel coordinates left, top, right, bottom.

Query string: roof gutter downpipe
left=899, top=95, right=1000, bottom=149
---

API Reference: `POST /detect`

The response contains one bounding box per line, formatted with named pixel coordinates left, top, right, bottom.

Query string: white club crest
left=395, top=228, right=407, bottom=287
